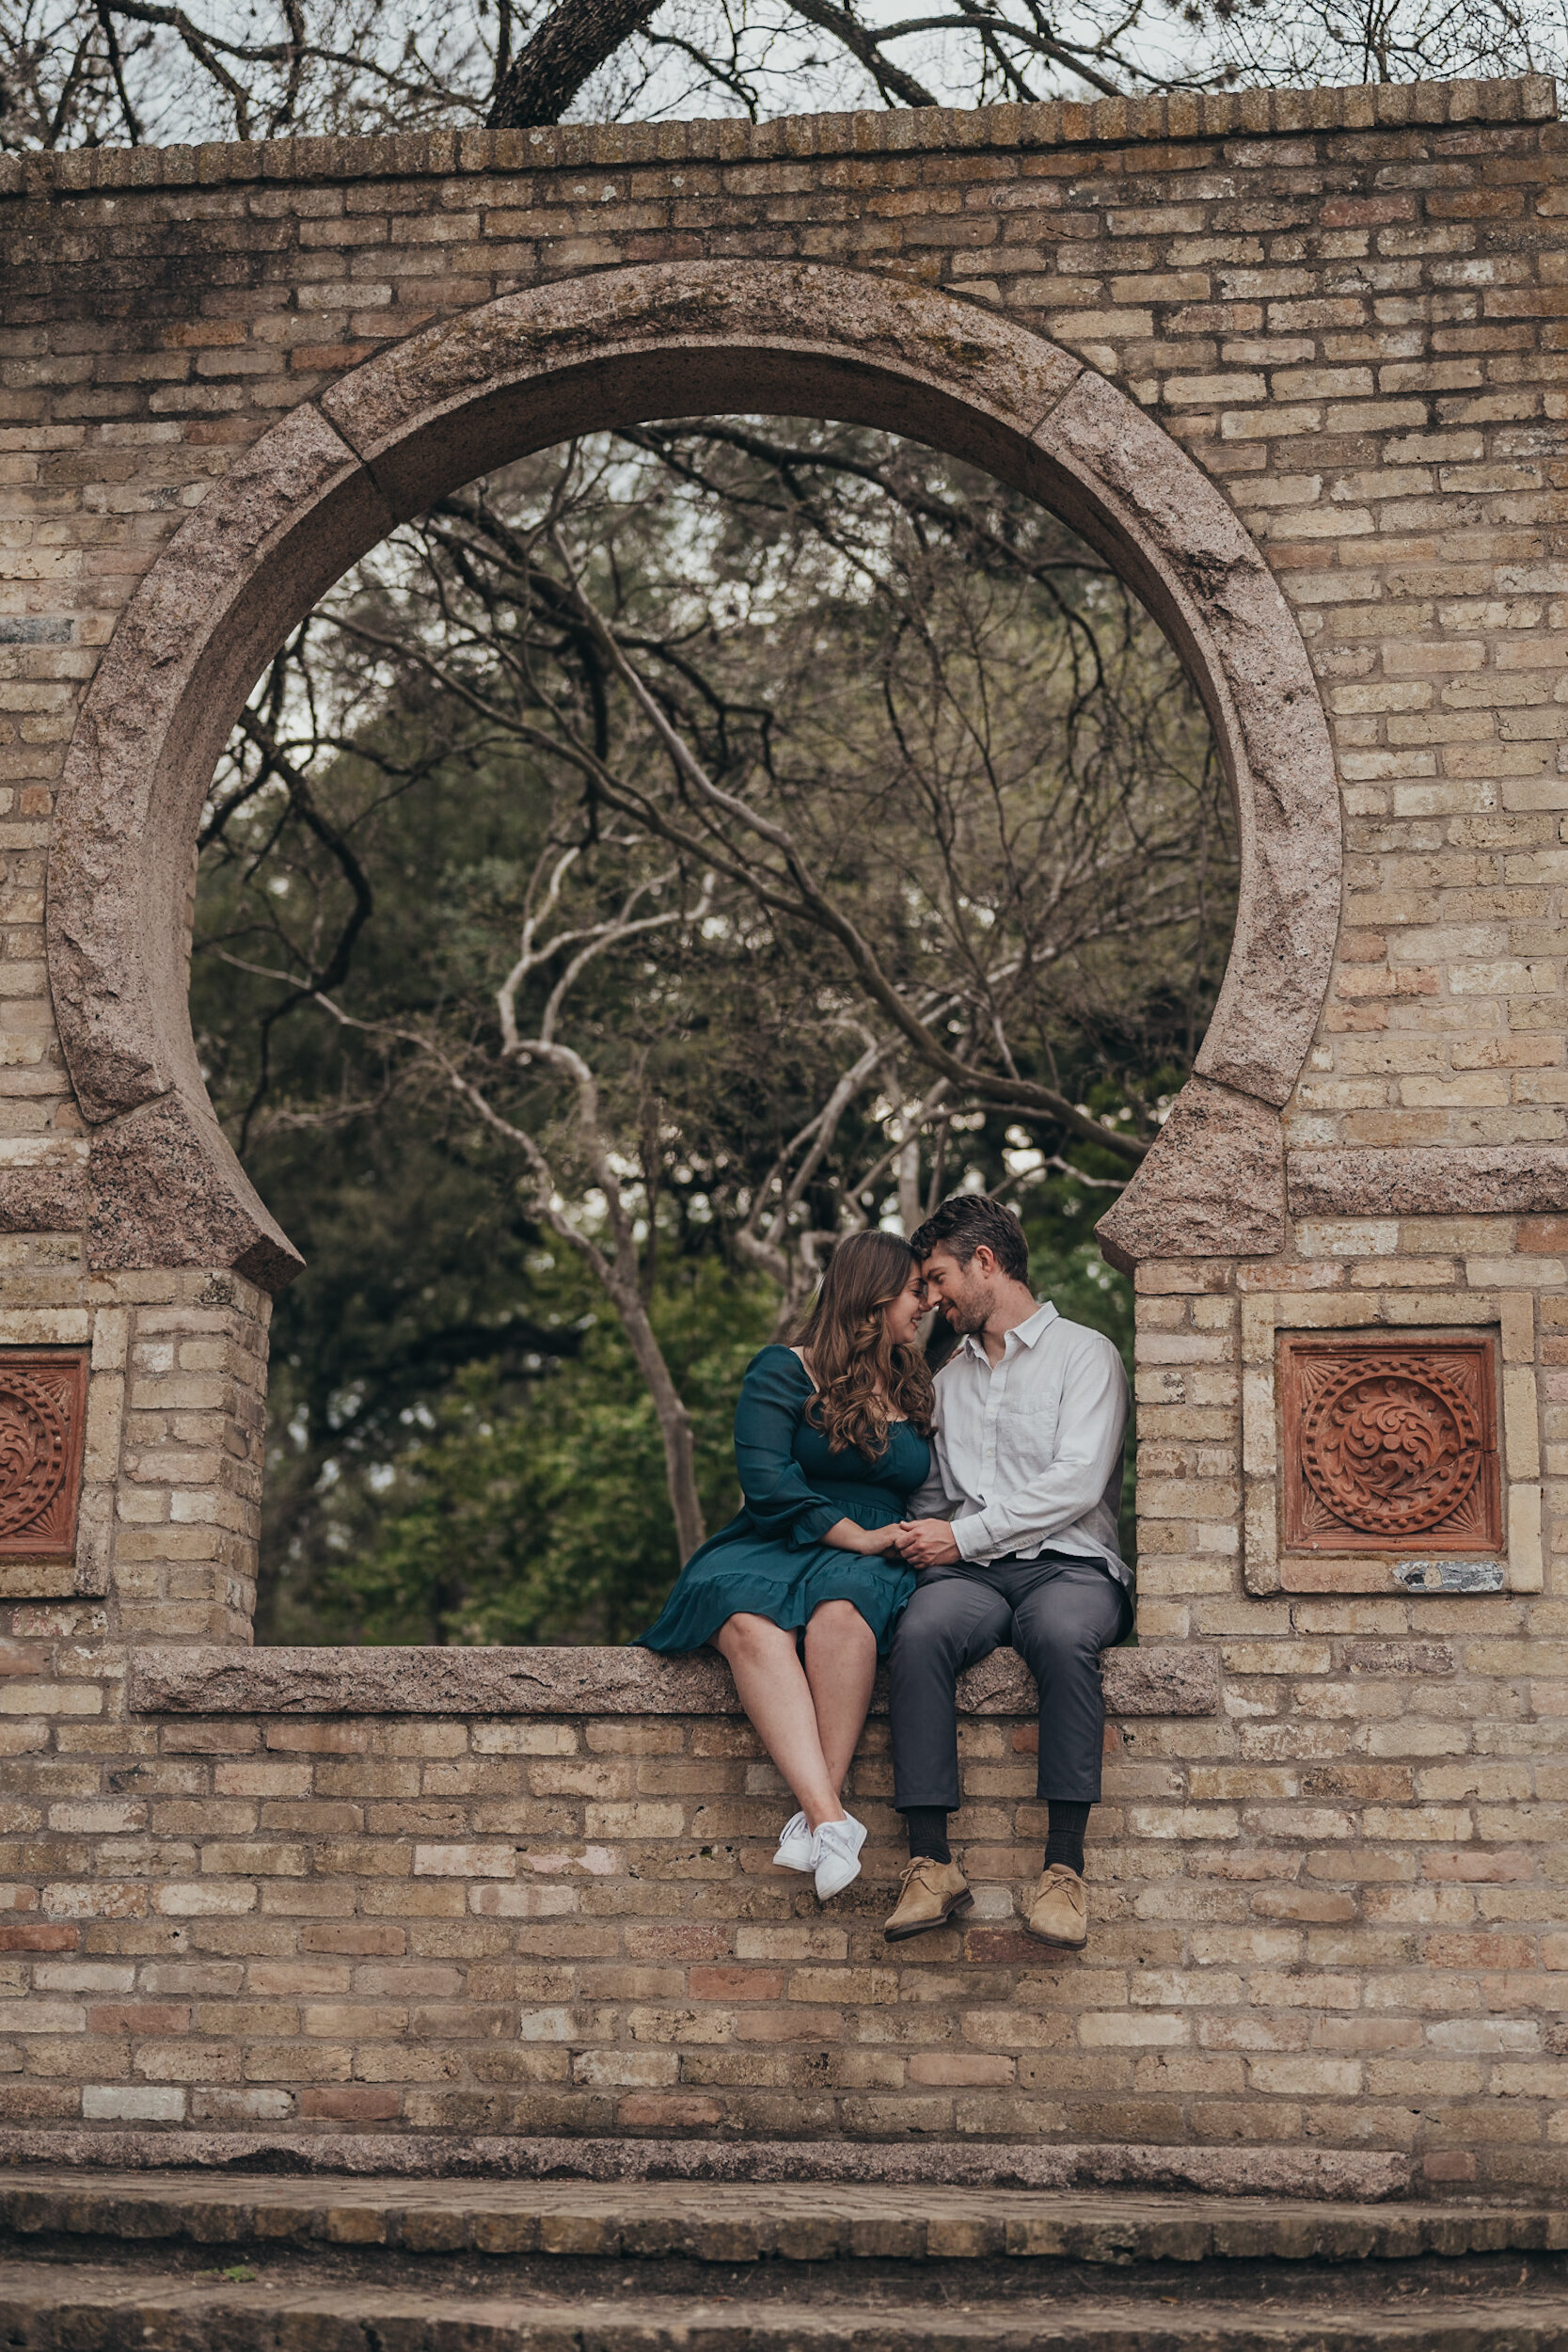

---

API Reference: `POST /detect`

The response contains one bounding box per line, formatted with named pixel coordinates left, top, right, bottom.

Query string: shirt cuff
left=791, top=1502, right=843, bottom=1549
left=953, top=1512, right=996, bottom=1563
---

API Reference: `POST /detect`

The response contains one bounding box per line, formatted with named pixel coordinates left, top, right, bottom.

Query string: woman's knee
left=806, top=1598, right=873, bottom=1646
left=716, top=1611, right=785, bottom=1663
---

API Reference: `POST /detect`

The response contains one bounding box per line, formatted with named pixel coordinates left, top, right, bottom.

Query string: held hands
left=824, top=1518, right=903, bottom=1556
left=822, top=1518, right=958, bottom=1561
left=894, top=1518, right=960, bottom=1569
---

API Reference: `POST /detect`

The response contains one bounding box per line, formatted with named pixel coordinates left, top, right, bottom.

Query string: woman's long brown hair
left=793, top=1231, right=936, bottom=1459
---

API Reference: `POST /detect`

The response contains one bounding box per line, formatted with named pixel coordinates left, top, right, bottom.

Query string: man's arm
left=952, top=1335, right=1127, bottom=1564
left=895, top=1473, right=959, bottom=1565
left=894, top=1376, right=957, bottom=1563
left=904, top=1457, right=952, bottom=1522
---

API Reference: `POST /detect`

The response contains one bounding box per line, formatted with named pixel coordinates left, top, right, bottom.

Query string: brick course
left=2, top=76, right=1567, bottom=2185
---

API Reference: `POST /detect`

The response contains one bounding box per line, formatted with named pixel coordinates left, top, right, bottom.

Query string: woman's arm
left=732, top=1351, right=847, bottom=1548
left=733, top=1353, right=903, bottom=1555
left=821, top=1517, right=899, bottom=1555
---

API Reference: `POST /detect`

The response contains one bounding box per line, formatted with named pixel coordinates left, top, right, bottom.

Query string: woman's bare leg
left=713, top=1613, right=844, bottom=1829
left=802, top=1599, right=879, bottom=1797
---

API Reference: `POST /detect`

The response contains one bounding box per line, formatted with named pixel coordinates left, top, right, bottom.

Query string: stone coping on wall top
left=0, top=2138, right=1411, bottom=2204
left=1288, top=1144, right=1568, bottom=1217
left=129, top=1642, right=1218, bottom=1719
left=0, top=76, right=1556, bottom=202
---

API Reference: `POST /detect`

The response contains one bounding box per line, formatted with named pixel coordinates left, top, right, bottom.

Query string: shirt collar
left=959, top=1297, right=1057, bottom=1362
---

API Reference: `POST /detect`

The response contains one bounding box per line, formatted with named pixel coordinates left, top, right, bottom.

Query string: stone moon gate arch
left=47, top=260, right=1339, bottom=1301
left=8, top=85, right=1568, bottom=2183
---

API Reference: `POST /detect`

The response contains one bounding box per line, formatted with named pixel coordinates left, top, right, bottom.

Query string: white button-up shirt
left=909, top=1299, right=1132, bottom=1590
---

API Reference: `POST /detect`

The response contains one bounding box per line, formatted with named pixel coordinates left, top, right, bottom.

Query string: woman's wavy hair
left=793, top=1231, right=935, bottom=1459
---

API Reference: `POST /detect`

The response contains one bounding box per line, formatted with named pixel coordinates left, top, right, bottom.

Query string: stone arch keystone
left=47, top=261, right=1341, bottom=1288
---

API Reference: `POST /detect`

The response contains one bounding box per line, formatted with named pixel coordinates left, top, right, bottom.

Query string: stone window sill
left=129, top=1643, right=1218, bottom=1718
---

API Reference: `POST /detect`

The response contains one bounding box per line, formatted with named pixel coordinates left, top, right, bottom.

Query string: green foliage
left=319, top=1260, right=776, bottom=1645
left=196, top=788, right=595, bottom=1642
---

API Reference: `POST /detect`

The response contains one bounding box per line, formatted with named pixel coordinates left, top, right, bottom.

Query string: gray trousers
left=889, top=1553, right=1132, bottom=1810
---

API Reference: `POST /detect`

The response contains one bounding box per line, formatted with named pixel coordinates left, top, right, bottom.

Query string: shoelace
left=1038, top=1865, right=1085, bottom=1905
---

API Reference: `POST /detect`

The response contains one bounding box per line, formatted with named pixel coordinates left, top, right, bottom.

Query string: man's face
left=918, top=1243, right=994, bottom=1336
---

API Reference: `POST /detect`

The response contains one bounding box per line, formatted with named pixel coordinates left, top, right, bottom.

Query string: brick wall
left=1, top=1697, right=1136, bottom=2143
left=2, top=76, right=1567, bottom=2188
left=0, top=1631, right=1553, bottom=2189
left=0, top=1669, right=1444, bottom=2177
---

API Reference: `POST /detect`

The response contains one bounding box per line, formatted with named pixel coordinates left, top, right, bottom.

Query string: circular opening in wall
left=188, top=416, right=1231, bottom=1644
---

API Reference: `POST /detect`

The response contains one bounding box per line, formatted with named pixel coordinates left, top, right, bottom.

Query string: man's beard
left=940, top=1295, right=986, bottom=1336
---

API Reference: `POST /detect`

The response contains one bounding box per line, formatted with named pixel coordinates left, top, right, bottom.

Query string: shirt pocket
left=995, top=1395, right=1056, bottom=1454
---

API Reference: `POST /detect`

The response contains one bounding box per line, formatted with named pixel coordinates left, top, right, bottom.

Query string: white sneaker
left=773, top=1811, right=815, bottom=1871
left=812, top=1814, right=867, bottom=1901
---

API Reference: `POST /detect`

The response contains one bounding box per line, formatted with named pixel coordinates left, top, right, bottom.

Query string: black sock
left=904, top=1806, right=951, bottom=1866
left=1044, top=1800, right=1091, bottom=1876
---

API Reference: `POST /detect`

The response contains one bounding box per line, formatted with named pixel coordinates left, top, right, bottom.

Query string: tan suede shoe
left=883, top=1856, right=973, bottom=1942
left=1025, top=1863, right=1088, bottom=1948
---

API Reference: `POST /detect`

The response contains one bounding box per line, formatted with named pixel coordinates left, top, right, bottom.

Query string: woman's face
left=880, top=1263, right=926, bottom=1349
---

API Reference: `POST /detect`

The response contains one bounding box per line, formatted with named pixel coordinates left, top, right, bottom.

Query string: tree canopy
left=192, top=420, right=1231, bottom=1642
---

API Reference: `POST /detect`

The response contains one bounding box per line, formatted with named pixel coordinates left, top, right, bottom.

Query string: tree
left=326, top=840, right=722, bottom=1562
left=195, top=417, right=1231, bottom=1612
left=6, top=0, right=1562, bottom=153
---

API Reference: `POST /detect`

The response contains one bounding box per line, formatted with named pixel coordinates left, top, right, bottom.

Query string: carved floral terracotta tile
left=1280, top=1333, right=1501, bottom=1555
left=0, top=1349, right=88, bottom=1560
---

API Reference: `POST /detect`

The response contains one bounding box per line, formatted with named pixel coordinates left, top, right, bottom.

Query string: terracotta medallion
left=1281, top=1334, right=1501, bottom=1554
left=0, top=1350, right=88, bottom=1559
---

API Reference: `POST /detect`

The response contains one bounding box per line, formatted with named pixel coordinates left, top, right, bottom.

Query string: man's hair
left=909, top=1194, right=1030, bottom=1285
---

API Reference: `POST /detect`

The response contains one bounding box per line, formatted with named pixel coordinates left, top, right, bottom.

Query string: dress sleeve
left=733, top=1349, right=842, bottom=1549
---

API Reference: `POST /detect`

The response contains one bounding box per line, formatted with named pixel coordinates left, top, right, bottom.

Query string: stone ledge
left=129, top=1642, right=1218, bottom=1719
left=0, top=2139, right=1409, bottom=2205
left=0, top=78, right=1555, bottom=200
left=1289, top=1145, right=1568, bottom=1218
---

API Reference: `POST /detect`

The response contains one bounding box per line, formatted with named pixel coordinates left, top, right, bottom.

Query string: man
left=883, top=1194, right=1132, bottom=1951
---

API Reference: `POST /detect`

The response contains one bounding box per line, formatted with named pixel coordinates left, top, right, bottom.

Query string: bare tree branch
left=549, top=525, right=1149, bottom=1164
left=308, top=841, right=721, bottom=1560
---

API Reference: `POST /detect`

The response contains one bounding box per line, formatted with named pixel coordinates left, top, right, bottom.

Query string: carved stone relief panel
left=1280, top=1333, right=1502, bottom=1555
left=0, top=1350, right=88, bottom=1561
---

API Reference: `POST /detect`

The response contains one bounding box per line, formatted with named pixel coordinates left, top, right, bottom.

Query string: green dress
left=638, top=1344, right=927, bottom=1657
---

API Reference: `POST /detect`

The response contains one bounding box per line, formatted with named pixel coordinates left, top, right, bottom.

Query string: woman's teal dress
left=638, top=1345, right=927, bottom=1656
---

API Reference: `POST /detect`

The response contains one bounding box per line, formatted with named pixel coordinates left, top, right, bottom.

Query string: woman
left=640, top=1232, right=934, bottom=1902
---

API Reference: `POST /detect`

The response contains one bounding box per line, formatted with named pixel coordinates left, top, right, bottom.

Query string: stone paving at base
left=1, top=2169, right=1565, bottom=2262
